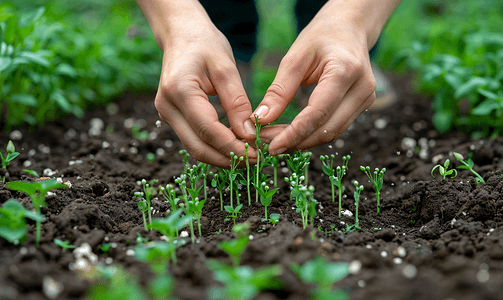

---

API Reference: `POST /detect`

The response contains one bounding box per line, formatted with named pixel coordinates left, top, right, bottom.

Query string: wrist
left=323, top=0, right=401, bottom=50
left=136, top=0, right=213, bottom=51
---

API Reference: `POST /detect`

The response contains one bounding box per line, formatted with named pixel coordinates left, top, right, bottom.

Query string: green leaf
left=0, top=226, right=26, bottom=243
left=454, top=77, right=488, bottom=99
left=432, top=111, right=452, bottom=134
left=18, top=51, right=50, bottom=67
left=50, top=92, right=72, bottom=112
left=477, top=88, right=498, bottom=100
left=18, top=7, right=45, bottom=28
left=472, top=99, right=499, bottom=116
left=10, top=94, right=37, bottom=106
left=54, top=63, right=77, bottom=78
left=0, top=57, right=11, bottom=72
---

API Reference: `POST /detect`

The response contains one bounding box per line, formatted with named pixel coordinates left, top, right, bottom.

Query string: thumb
left=250, top=57, right=306, bottom=125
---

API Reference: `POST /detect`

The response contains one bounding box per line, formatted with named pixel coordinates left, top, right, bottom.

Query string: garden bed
left=1, top=75, right=503, bottom=300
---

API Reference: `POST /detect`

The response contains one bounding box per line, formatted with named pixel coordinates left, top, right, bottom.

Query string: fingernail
left=273, top=147, right=288, bottom=156
left=244, top=120, right=256, bottom=135
left=254, top=106, right=269, bottom=119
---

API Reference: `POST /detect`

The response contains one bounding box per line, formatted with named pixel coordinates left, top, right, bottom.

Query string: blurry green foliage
left=1, top=1, right=161, bottom=129
left=378, top=0, right=503, bottom=137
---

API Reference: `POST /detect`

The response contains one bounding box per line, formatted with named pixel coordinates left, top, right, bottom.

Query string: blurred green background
left=1, top=0, right=503, bottom=136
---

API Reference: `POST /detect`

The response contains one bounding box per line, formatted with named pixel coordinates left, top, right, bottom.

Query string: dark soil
left=1, top=75, right=503, bottom=300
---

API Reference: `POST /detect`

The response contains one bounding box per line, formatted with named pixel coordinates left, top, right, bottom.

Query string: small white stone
left=46, top=192, right=56, bottom=199
left=357, top=280, right=366, bottom=288
left=366, top=245, right=372, bottom=249
left=156, top=120, right=162, bottom=127
left=397, top=246, right=407, bottom=257
left=340, top=221, right=345, bottom=225
left=348, top=260, right=362, bottom=274
left=43, top=276, right=63, bottom=299
left=393, top=258, right=403, bottom=264
left=126, top=249, right=135, bottom=256
left=43, top=168, right=57, bottom=176
left=180, top=231, right=189, bottom=237
left=20, top=247, right=28, bottom=255
left=380, top=251, right=388, bottom=258
left=402, top=264, right=417, bottom=279
left=165, top=140, right=174, bottom=148
left=477, top=270, right=490, bottom=283
left=105, top=257, right=113, bottom=264
left=28, top=149, right=36, bottom=156
left=9, top=130, right=23, bottom=140
left=249, top=235, right=254, bottom=241
left=102, top=141, right=110, bottom=148
left=56, top=178, right=63, bottom=184
left=23, top=160, right=32, bottom=167
left=342, top=210, right=353, bottom=217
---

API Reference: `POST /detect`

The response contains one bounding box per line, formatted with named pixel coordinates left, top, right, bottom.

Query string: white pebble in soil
left=348, top=260, right=362, bottom=275
left=165, top=140, right=174, bottom=148
left=357, top=280, right=366, bottom=288
left=380, top=251, right=388, bottom=258
left=9, top=130, right=23, bottom=140
left=342, top=210, right=353, bottom=217
left=402, top=264, right=417, bottom=279
left=43, top=276, right=63, bottom=299
left=477, top=270, right=490, bottom=283
left=374, top=117, right=388, bottom=129
left=156, top=120, right=162, bottom=127
left=393, top=258, right=403, bottom=265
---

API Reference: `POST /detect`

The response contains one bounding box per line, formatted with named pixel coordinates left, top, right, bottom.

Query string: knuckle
left=266, top=81, right=288, bottom=100
left=188, top=147, right=208, bottom=164
left=231, top=94, right=251, bottom=114
left=213, top=63, right=235, bottom=80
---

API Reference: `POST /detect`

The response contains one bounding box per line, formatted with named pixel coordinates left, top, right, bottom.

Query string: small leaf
left=10, top=94, right=37, bottom=107
left=50, top=92, right=72, bottom=113
left=0, top=57, right=12, bottom=72
left=18, top=7, right=45, bottom=28
left=18, top=51, right=50, bottom=67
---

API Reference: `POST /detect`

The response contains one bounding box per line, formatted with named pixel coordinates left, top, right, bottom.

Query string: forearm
left=319, top=0, right=402, bottom=49
left=135, top=0, right=213, bottom=51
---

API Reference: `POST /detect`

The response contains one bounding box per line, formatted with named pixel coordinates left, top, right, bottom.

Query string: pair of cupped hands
left=154, top=3, right=378, bottom=168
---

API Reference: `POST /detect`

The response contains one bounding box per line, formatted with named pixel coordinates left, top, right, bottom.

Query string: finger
left=295, top=92, right=375, bottom=150
left=207, top=62, right=256, bottom=139
left=250, top=54, right=308, bottom=125
left=267, top=62, right=365, bottom=155
left=156, top=89, right=256, bottom=167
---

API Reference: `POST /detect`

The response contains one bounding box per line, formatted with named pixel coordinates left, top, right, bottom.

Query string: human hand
left=141, top=1, right=257, bottom=168
left=251, top=0, right=399, bottom=156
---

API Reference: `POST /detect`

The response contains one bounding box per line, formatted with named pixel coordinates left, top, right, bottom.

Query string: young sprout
left=160, top=184, right=180, bottom=215
left=254, top=182, right=279, bottom=221
left=135, top=193, right=148, bottom=230
left=179, top=149, right=191, bottom=174
left=218, top=222, right=250, bottom=267
left=146, top=152, right=155, bottom=163
left=360, top=166, right=386, bottom=215
left=229, top=152, right=244, bottom=208
left=187, top=196, right=206, bottom=237
left=224, top=204, right=243, bottom=226
left=431, top=159, right=457, bottom=179
left=320, top=154, right=350, bottom=218
left=245, top=143, right=252, bottom=205
left=269, top=213, right=280, bottom=225
left=453, top=152, right=485, bottom=184
left=285, top=151, right=312, bottom=185
left=270, top=155, right=280, bottom=187
left=23, top=169, right=40, bottom=177
left=254, top=115, right=262, bottom=203
left=141, top=179, right=153, bottom=227
left=1, top=141, right=20, bottom=182
left=54, top=239, right=76, bottom=252
left=7, top=179, right=67, bottom=246
left=353, top=181, right=364, bottom=229
left=210, top=169, right=228, bottom=211
left=0, top=199, right=45, bottom=244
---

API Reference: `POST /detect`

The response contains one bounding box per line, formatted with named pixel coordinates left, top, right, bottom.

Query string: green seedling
left=353, top=181, right=364, bottom=229
left=269, top=213, right=280, bottom=225
left=54, top=239, right=76, bottom=252
left=210, top=168, right=229, bottom=211
left=140, top=179, right=153, bottom=228
left=321, top=154, right=350, bottom=218
left=453, top=152, right=485, bottom=184
left=186, top=196, right=206, bottom=237
left=148, top=209, right=192, bottom=265
left=101, top=243, right=112, bottom=254
left=254, top=115, right=262, bottom=203
left=290, top=256, right=349, bottom=300
left=218, top=223, right=250, bottom=267
left=253, top=182, right=279, bottom=221
left=285, top=150, right=312, bottom=185
left=344, top=224, right=360, bottom=234
left=229, top=152, right=244, bottom=207
left=131, top=124, right=149, bottom=141
left=160, top=184, right=180, bottom=218
left=1, top=141, right=20, bottom=182
left=431, top=159, right=457, bottom=179
left=207, top=260, right=283, bottom=300
left=136, top=233, right=149, bottom=244
left=224, top=204, right=243, bottom=226
left=215, top=229, right=223, bottom=234
left=7, top=179, right=67, bottom=246
left=179, top=149, right=191, bottom=174
left=146, top=152, right=156, bottom=163
left=360, top=166, right=386, bottom=215
left=270, top=155, right=280, bottom=187
left=326, top=224, right=337, bottom=235
left=286, top=173, right=317, bottom=229
left=88, top=265, right=150, bottom=299
left=0, top=199, right=44, bottom=244
left=244, top=143, right=252, bottom=205
left=23, top=169, right=40, bottom=177
left=136, top=196, right=148, bottom=231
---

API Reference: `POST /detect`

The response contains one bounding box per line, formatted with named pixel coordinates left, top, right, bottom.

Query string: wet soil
left=1, top=75, right=503, bottom=300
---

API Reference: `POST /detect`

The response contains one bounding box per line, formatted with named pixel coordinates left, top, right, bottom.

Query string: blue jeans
left=199, top=0, right=378, bottom=63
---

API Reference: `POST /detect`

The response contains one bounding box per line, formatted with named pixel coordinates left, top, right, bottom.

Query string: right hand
left=153, top=10, right=257, bottom=168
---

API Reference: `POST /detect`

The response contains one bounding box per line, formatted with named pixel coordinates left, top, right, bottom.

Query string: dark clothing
left=199, top=0, right=377, bottom=63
